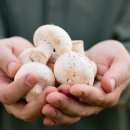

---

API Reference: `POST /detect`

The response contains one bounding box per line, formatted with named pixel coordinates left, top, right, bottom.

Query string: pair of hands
left=0, top=37, right=130, bottom=126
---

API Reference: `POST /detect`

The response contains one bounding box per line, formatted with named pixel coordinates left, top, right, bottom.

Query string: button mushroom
left=72, top=40, right=97, bottom=77
left=30, top=25, right=72, bottom=64
left=14, top=62, right=55, bottom=102
left=54, top=52, right=96, bottom=86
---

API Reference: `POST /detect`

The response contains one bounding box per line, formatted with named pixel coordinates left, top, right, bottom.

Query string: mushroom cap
left=15, top=62, right=55, bottom=88
left=33, top=25, right=72, bottom=63
left=18, top=47, right=35, bottom=65
left=54, top=52, right=95, bottom=86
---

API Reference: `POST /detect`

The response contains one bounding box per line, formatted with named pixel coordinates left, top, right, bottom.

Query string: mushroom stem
left=30, top=42, right=53, bottom=64
left=72, top=40, right=85, bottom=56
left=26, top=84, right=43, bottom=102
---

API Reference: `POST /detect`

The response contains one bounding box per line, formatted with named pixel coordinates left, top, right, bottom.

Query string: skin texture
left=0, top=37, right=58, bottom=121
left=42, top=40, right=130, bottom=126
left=0, top=38, right=130, bottom=125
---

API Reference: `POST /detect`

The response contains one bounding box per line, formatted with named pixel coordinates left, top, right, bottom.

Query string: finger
left=101, top=56, right=130, bottom=93
left=58, top=83, right=72, bottom=96
left=70, top=82, right=124, bottom=107
left=46, top=92, right=103, bottom=116
left=0, top=72, right=38, bottom=105
left=43, top=117, right=55, bottom=126
left=96, top=64, right=108, bottom=81
left=70, top=83, right=106, bottom=105
left=4, top=99, right=38, bottom=122
left=101, top=42, right=130, bottom=93
left=5, top=87, right=58, bottom=122
left=17, top=86, right=58, bottom=121
left=0, top=40, right=21, bottom=78
left=43, top=104, right=80, bottom=125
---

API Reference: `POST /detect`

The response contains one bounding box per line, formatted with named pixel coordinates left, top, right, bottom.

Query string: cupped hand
left=0, top=37, right=58, bottom=122
left=42, top=40, right=130, bottom=125
left=85, top=40, right=130, bottom=93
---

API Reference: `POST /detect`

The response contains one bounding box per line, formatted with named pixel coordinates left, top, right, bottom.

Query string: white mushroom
left=14, top=62, right=55, bottom=102
left=18, top=47, right=55, bottom=71
left=72, top=40, right=85, bottom=55
left=54, top=52, right=96, bottom=86
left=18, top=47, right=35, bottom=65
left=30, top=25, right=72, bottom=64
left=72, top=40, right=97, bottom=77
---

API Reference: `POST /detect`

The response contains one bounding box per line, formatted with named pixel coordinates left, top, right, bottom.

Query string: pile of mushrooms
left=15, top=25, right=97, bottom=102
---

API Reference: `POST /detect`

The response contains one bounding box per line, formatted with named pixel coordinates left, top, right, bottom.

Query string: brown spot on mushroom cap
left=54, top=52, right=95, bottom=86
left=61, top=62, right=89, bottom=85
left=33, top=25, right=72, bottom=63
left=15, top=62, right=55, bottom=88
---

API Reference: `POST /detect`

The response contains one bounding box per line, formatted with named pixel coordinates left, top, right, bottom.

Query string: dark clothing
left=0, top=0, right=130, bottom=130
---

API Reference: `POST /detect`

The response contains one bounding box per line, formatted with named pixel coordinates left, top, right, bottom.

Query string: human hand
left=42, top=40, right=130, bottom=125
left=0, top=37, right=58, bottom=122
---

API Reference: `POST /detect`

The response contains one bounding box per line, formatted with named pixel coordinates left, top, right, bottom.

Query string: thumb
left=0, top=45, right=21, bottom=78
left=101, top=59, right=129, bottom=93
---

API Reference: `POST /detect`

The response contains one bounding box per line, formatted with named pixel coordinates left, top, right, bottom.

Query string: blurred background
left=0, top=0, right=130, bottom=130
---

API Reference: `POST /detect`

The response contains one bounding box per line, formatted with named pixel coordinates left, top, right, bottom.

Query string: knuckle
left=79, top=111, right=86, bottom=117
left=117, top=72, right=124, bottom=84
left=20, top=113, right=34, bottom=122
left=82, top=91, right=91, bottom=100
left=59, top=99, right=69, bottom=111
left=95, top=97, right=104, bottom=105
left=36, top=98, right=45, bottom=107
left=89, top=97, right=103, bottom=105
left=54, top=111, right=61, bottom=120
left=0, top=92, right=10, bottom=105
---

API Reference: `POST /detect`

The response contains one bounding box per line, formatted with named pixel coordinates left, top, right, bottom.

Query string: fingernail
left=8, top=62, right=16, bottom=75
left=25, top=75, right=37, bottom=87
left=48, top=111, right=56, bottom=118
left=48, top=101, right=60, bottom=107
left=110, top=78, right=116, bottom=91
